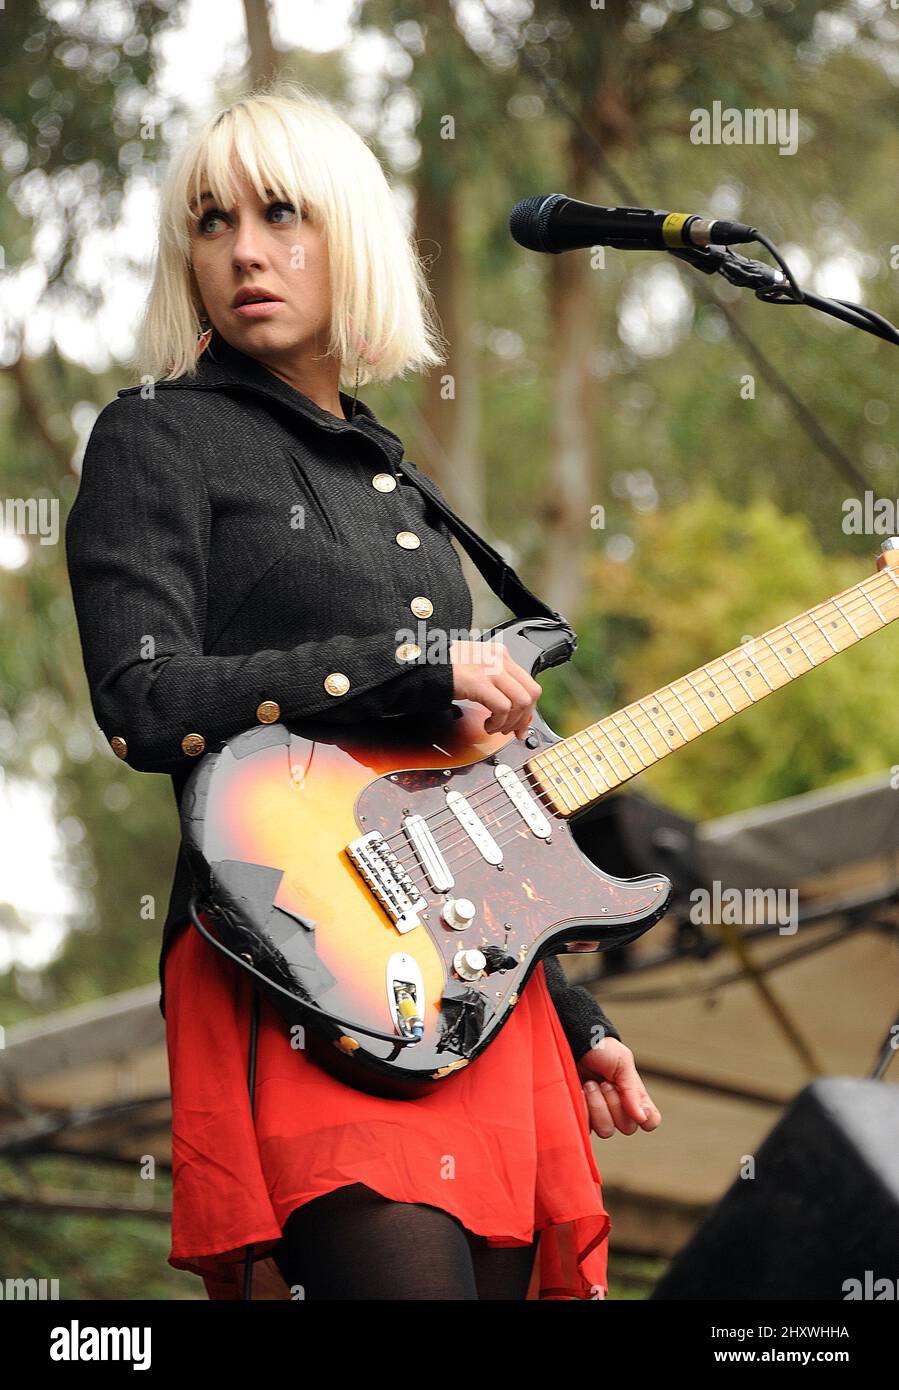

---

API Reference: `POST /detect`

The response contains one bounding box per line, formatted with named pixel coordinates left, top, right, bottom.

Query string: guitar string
left=374, top=576, right=899, bottom=889
left=371, top=576, right=899, bottom=868
left=377, top=711, right=896, bottom=901
left=392, top=650, right=891, bottom=891
left=368, top=578, right=899, bottom=893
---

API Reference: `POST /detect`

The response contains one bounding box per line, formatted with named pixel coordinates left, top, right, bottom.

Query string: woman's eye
left=194, top=202, right=301, bottom=234
left=197, top=208, right=228, bottom=234
left=268, top=202, right=298, bottom=224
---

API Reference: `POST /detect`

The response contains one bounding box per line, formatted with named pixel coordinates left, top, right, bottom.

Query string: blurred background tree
left=1, top=0, right=895, bottom=1006
left=0, top=0, right=897, bottom=1298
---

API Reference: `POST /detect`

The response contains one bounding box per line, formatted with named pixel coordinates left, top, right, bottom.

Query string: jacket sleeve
left=542, top=953, right=622, bottom=1060
left=65, top=397, right=456, bottom=775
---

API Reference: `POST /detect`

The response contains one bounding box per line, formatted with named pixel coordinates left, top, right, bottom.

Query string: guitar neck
left=527, top=562, right=899, bottom=818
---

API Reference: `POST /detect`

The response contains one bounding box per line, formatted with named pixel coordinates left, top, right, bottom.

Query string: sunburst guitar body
left=181, top=616, right=671, bottom=1098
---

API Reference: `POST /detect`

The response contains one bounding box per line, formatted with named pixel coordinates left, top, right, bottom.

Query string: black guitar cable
left=242, top=980, right=261, bottom=1301
left=187, top=894, right=422, bottom=1045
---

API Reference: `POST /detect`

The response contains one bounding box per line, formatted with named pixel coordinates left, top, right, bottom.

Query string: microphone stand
left=666, top=244, right=899, bottom=347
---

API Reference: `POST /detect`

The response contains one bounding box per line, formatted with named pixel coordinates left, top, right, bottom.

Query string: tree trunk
left=535, top=136, right=604, bottom=620
left=413, top=0, right=489, bottom=621
left=242, top=0, right=279, bottom=88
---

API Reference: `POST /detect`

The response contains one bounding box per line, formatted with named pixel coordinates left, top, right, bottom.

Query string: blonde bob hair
left=135, top=82, right=446, bottom=385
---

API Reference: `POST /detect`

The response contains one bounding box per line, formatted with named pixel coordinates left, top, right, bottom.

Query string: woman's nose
left=231, top=219, right=269, bottom=272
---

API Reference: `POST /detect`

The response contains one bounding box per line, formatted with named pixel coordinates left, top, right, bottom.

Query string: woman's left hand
left=576, top=1039, right=662, bottom=1140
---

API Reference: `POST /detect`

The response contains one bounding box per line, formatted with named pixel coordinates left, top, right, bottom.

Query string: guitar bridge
left=346, top=830, right=427, bottom=933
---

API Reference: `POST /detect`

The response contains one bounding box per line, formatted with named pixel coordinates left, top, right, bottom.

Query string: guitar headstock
left=876, top=537, right=899, bottom=572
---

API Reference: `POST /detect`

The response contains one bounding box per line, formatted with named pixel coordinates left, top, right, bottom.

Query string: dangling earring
left=349, top=357, right=361, bottom=420
left=196, top=306, right=212, bottom=358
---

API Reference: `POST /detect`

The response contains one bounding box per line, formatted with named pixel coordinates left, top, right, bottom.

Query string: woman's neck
left=255, top=354, right=347, bottom=420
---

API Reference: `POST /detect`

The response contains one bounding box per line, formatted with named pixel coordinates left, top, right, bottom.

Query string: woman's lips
left=233, top=300, right=284, bottom=318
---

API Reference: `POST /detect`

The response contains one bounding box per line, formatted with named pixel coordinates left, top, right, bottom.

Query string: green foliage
left=0, top=1156, right=201, bottom=1300
left=562, top=485, right=899, bottom=819
left=0, top=1, right=180, bottom=300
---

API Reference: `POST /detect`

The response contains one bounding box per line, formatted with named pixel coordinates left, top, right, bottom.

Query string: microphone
left=510, top=194, right=756, bottom=254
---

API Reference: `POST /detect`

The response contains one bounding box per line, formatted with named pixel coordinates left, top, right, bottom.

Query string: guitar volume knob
left=454, top=948, right=487, bottom=981
left=441, top=897, right=477, bottom=930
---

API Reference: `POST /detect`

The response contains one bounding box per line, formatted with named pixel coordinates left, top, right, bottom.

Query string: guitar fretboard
left=527, top=563, right=899, bottom=817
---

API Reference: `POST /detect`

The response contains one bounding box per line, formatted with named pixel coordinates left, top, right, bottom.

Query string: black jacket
left=64, top=329, right=621, bottom=1058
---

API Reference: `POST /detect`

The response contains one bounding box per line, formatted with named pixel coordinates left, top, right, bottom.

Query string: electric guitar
left=182, top=539, right=899, bottom=1097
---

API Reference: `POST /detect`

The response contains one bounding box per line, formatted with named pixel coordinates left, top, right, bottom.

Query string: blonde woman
left=65, top=84, right=660, bottom=1302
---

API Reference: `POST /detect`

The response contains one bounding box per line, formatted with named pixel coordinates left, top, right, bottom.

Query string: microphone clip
left=667, top=244, right=787, bottom=292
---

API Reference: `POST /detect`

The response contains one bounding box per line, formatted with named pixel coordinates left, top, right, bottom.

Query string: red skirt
left=163, top=914, right=611, bottom=1300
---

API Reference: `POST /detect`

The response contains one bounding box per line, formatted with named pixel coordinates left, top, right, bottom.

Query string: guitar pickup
left=445, top=789, right=503, bottom=865
left=403, top=813, right=454, bottom=893
left=494, top=763, right=552, bottom=838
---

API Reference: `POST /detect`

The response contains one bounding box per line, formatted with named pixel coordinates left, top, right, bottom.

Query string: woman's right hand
left=449, top=639, right=543, bottom=739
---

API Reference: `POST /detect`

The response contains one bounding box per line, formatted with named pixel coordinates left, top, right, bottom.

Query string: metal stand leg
left=870, top=1006, right=899, bottom=1080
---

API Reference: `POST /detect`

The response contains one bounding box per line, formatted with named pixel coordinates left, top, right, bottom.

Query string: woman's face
left=188, top=170, right=334, bottom=369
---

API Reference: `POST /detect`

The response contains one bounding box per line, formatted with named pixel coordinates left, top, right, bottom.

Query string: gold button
left=395, top=642, right=422, bottom=663
left=372, top=472, right=397, bottom=492
left=324, top=671, right=350, bottom=696
left=110, top=735, right=128, bottom=759
left=181, top=733, right=206, bottom=757
left=396, top=531, right=420, bottom=549
left=256, top=700, right=281, bottom=724
left=410, top=596, right=433, bottom=618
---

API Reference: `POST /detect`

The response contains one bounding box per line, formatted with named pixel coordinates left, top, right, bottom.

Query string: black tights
left=270, top=1182, right=538, bottom=1300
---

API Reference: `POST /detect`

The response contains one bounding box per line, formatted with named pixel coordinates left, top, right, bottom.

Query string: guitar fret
left=784, top=621, right=815, bottom=668
left=564, top=755, right=594, bottom=802
left=578, top=731, right=613, bottom=793
left=670, top=680, right=705, bottom=733
left=684, top=672, right=721, bottom=724
left=571, top=731, right=609, bottom=796
left=607, top=712, right=648, bottom=769
left=581, top=732, right=615, bottom=790
left=807, top=609, right=839, bottom=652
left=833, top=596, right=861, bottom=638
left=778, top=628, right=811, bottom=675
left=560, top=746, right=595, bottom=804
left=859, top=584, right=886, bottom=624
left=765, top=634, right=794, bottom=679
left=740, top=642, right=775, bottom=688
left=653, top=691, right=688, bottom=743
left=638, top=699, right=676, bottom=750
left=591, top=735, right=617, bottom=789
left=720, top=653, right=755, bottom=703
left=541, top=746, right=580, bottom=810
left=624, top=706, right=660, bottom=760
left=708, top=661, right=739, bottom=714
left=597, top=728, right=633, bottom=782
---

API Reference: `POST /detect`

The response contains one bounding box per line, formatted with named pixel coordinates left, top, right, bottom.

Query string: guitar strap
left=399, top=461, right=568, bottom=625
